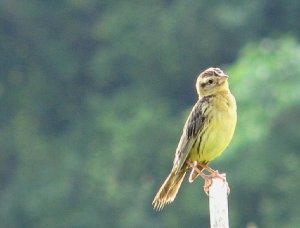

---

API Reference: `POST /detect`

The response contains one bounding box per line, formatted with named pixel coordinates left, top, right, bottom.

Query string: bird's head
left=196, top=67, right=229, bottom=97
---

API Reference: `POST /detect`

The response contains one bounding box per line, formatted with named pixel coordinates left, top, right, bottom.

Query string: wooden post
left=208, top=176, right=230, bottom=228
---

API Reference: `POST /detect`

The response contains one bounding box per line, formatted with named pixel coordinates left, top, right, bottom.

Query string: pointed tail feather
left=152, top=169, right=186, bottom=210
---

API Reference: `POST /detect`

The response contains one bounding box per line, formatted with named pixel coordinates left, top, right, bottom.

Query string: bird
left=152, top=67, right=237, bottom=210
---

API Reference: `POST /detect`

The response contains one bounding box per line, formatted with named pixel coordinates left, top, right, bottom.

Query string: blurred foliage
left=1, top=0, right=300, bottom=227
left=226, top=37, right=300, bottom=227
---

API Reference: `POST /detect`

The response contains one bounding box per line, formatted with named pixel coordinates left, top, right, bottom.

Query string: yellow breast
left=189, top=93, right=237, bottom=162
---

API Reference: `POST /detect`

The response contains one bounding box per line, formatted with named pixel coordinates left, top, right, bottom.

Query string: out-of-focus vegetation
left=1, top=0, right=300, bottom=227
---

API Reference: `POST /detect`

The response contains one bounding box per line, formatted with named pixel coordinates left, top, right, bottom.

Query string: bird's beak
left=218, top=74, right=228, bottom=83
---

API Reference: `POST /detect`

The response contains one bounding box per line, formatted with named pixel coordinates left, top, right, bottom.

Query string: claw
left=203, top=175, right=212, bottom=195
left=204, top=172, right=230, bottom=195
left=186, top=161, right=230, bottom=195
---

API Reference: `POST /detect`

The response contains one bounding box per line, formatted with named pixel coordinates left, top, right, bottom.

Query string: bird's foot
left=186, top=161, right=230, bottom=195
left=201, top=171, right=230, bottom=195
left=202, top=172, right=230, bottom=195
left=203, top=174, right=213, bottom=195
left=210, top=169, right=226, bottom=179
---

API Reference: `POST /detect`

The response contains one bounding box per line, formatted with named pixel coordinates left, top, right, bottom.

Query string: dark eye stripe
left=200, top=79, right=214, bottom=87
left=208, top=79, right=214, bottom=84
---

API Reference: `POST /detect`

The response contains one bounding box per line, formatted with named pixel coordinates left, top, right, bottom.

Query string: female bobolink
left=152, top=67, right=237, bottom=210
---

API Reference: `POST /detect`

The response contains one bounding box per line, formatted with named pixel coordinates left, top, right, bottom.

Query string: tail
left=152, top=169, right=186, bottom=210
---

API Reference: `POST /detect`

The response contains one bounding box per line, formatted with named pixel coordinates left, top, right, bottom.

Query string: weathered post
left=208, top=176, right=230, bottom=228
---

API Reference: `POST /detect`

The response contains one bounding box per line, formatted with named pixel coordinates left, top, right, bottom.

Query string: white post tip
left=208, top=176, right=230, bottom=228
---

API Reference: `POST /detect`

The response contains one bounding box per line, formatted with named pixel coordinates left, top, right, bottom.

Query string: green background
left=1, top=0, right=300, bottom=227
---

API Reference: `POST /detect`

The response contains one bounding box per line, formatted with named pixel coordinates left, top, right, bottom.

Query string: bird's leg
left=197, top=163, right=230, bottom=195
left=186, top=161, right=215, bottom=195
left=197, top=162, right=226, bottom=179
left=187, top=161, right=229, bottom=195
left=186, top=161, right=206, bottom=179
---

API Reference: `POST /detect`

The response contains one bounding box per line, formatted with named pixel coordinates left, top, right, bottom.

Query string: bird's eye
left=208, top=79, right=214, bottom=84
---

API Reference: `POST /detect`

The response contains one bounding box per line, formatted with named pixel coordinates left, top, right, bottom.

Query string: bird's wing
left=172, top=96, right=211, bottom=173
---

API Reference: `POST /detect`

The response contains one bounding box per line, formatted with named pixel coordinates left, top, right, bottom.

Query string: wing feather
left=172, top=96, right=212, bottom=173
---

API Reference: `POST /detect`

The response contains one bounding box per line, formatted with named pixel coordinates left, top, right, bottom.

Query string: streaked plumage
left=152, top=67, right=237, bottom=210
